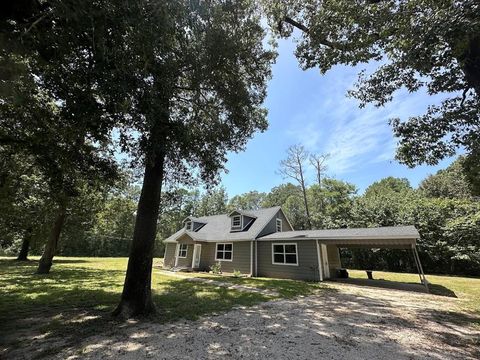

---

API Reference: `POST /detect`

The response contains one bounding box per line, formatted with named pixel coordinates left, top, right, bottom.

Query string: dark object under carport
left=337, top=268, right=349, bottom=278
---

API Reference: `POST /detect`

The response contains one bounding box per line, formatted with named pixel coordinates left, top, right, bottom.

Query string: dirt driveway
left=11, top=283, right=480, bottom=359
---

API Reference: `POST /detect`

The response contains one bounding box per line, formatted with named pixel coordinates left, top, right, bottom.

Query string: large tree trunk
left=16, top=227, right=32, bottom=261
left=113, top=151, right=165, bottom=318
left=37, top=201, right=67, bottom=274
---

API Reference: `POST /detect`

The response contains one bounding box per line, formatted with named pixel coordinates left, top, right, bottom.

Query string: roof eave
left=257, top=234, right=419, bottom=241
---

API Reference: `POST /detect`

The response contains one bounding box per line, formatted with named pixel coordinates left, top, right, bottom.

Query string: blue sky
left=220, top=37, right=455, bottom=197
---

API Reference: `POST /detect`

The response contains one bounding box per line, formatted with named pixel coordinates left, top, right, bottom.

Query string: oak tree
left=263, top=0, right=480, bottom=186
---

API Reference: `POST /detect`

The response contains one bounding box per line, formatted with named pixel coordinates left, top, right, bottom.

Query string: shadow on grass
left=0, top=260, right=275, bottom=359
left=332, top=277, right=457, bottom=298
left=11, top=277, right=479, bottom=360
left=3, top=258, right=90, bottom=265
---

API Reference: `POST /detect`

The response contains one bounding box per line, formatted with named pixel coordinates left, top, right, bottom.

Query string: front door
left=192, top=244, right=202, bottom=269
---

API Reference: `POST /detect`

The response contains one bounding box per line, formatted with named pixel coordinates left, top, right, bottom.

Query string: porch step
left=170, top=266, right=192, bottom=273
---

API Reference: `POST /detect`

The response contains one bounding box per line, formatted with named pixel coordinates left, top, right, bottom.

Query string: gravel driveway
left=15, top=283, right=480, bottom=360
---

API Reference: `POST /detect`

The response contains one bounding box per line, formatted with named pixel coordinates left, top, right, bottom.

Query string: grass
left=0, top=256, right=279, bottom=355
left=0, top=257, right=275, bottom=324
left=1, top=256, right=479, bottom=356
left=347, top=269, right=480, bottom=315
left=181, top=271, right=327, bottom=298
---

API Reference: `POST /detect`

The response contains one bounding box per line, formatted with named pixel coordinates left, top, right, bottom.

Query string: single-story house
left=163, top=206, right=426, bottom=285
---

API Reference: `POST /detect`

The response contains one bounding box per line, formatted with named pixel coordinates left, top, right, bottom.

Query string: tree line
left=1, top=0, right=479, bottom=317
left=3, top=152, right=478, bottom=276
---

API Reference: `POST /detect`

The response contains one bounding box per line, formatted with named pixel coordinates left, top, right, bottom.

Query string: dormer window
left=231, top=215, right=242, bottom=230
left=276, top=218, right=282, bottom=232
left=185, top=221, right=193, bottom=231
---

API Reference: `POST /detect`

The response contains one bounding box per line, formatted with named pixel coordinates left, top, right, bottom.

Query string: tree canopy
left=262, top=0, right=480, bottom=188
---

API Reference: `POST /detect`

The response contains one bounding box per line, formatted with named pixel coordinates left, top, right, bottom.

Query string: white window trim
left=272, top=242, right=298, bottom=266
left=185, top=221, right=193, bottom=231
left=215, top=242, right=233, bottom=262
left=276, top=218, right=282, bottom=232
left=231, top=215, right=242, bottom=230
left=178, top=243, right=188, bottom=258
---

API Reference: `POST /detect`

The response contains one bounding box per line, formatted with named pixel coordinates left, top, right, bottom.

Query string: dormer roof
left=227, top=210, right=258, bottom=219
left=165, top=206, right=285, bottom=242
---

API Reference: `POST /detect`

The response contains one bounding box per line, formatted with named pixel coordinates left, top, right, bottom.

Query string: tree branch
left=283, top=16, right=342, bottom=50
left=284, top=16, right=309, bottom=33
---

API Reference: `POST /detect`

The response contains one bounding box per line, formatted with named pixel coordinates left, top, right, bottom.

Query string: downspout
left=250, top=240, right=253, bottom=276
left=255, top=240, right=258, bottom=277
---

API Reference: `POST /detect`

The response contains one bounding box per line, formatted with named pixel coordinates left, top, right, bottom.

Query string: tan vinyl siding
left=199, top=241, right=251, bottom=274
left=163, top=243, right=176, bottom=268
left=176, top=240, right=193, bottom=267
left=257, top=240, right=319, bottom=281
left=326, top=245, right=341, bottom=277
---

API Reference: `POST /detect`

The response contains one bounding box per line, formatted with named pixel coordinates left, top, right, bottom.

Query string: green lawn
left=177, top=271, right=327, bottom=298
left=1, top=256, right=479, bottom=356
left=347, top=269, right=480, bottom=315
left=0, top=257, right=274, bottom=324
left=0, top=257, right=273, bottom=354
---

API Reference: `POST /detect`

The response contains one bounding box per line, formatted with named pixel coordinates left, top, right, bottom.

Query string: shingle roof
left=257, top=225, right=419, bottom=240
left=164, top=206, right=282, bottom=242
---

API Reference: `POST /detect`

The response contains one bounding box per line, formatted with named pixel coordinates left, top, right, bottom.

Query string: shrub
left=210, top=262, right=222, bottom=274
left=232, top=269, right=242, bottom=278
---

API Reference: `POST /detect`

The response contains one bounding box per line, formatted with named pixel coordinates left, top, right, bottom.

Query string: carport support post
left=412, top=245, right=429, bottom=293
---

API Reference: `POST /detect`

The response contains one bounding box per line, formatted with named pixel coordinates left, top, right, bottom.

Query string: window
left=178, top=244, right=188, bottom=258
left=185, top=221, right=193, bottom=231
left=231, top=215, right=242, bottom=230
left=272, top=243, right=298, bottom=266
left=215, top=243, right=233, bottom=261
left=276, top=218, right=282, bottom=232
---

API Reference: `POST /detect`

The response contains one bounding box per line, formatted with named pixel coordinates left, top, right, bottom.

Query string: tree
left=309, top=153, right=329, bottom=188
left=419, top=157, right=474, bottom=199
left=1, top=0, right=120, bottom=273
left=309, top=178, right=357, bottom=229
left=262, top=183, right=302, bottom=208
left=364, top=177, right=413, bottom=198
left=196, top=188, right=229, bottom=217
left=157, top=188, right=200, bottom=245
left=0, top=151, right=51, bottom=259
left=228, top=191, right=266, bottom=211
left=278, top=145, right=312, bottom=228
left=97, top=0, right=275, bottom=317
left=263, top=0, right=480, bottom=187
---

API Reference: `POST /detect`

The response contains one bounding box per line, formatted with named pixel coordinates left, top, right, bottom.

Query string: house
left=163, top=206, right=423, bottom=282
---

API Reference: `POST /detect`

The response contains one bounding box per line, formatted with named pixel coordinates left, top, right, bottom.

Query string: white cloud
left=284, top=67, right=444, bottom=176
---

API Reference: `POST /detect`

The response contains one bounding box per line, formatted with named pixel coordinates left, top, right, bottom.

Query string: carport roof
left=258, top=225, right=419, bottom=247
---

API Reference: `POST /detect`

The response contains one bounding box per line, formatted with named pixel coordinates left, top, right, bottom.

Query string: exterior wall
left=163, top=243, right=176, bottom=268
left=176, top=238, right=194, bottom=267
left=163, top=241, right=194, bottom=268
left=257, top=240, right=320, bottom=281
left=199, top=241, right=252, bottom=274
left=257, top=210, right=293, bottom=238
left=326, top=245, right=341, bottom=278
